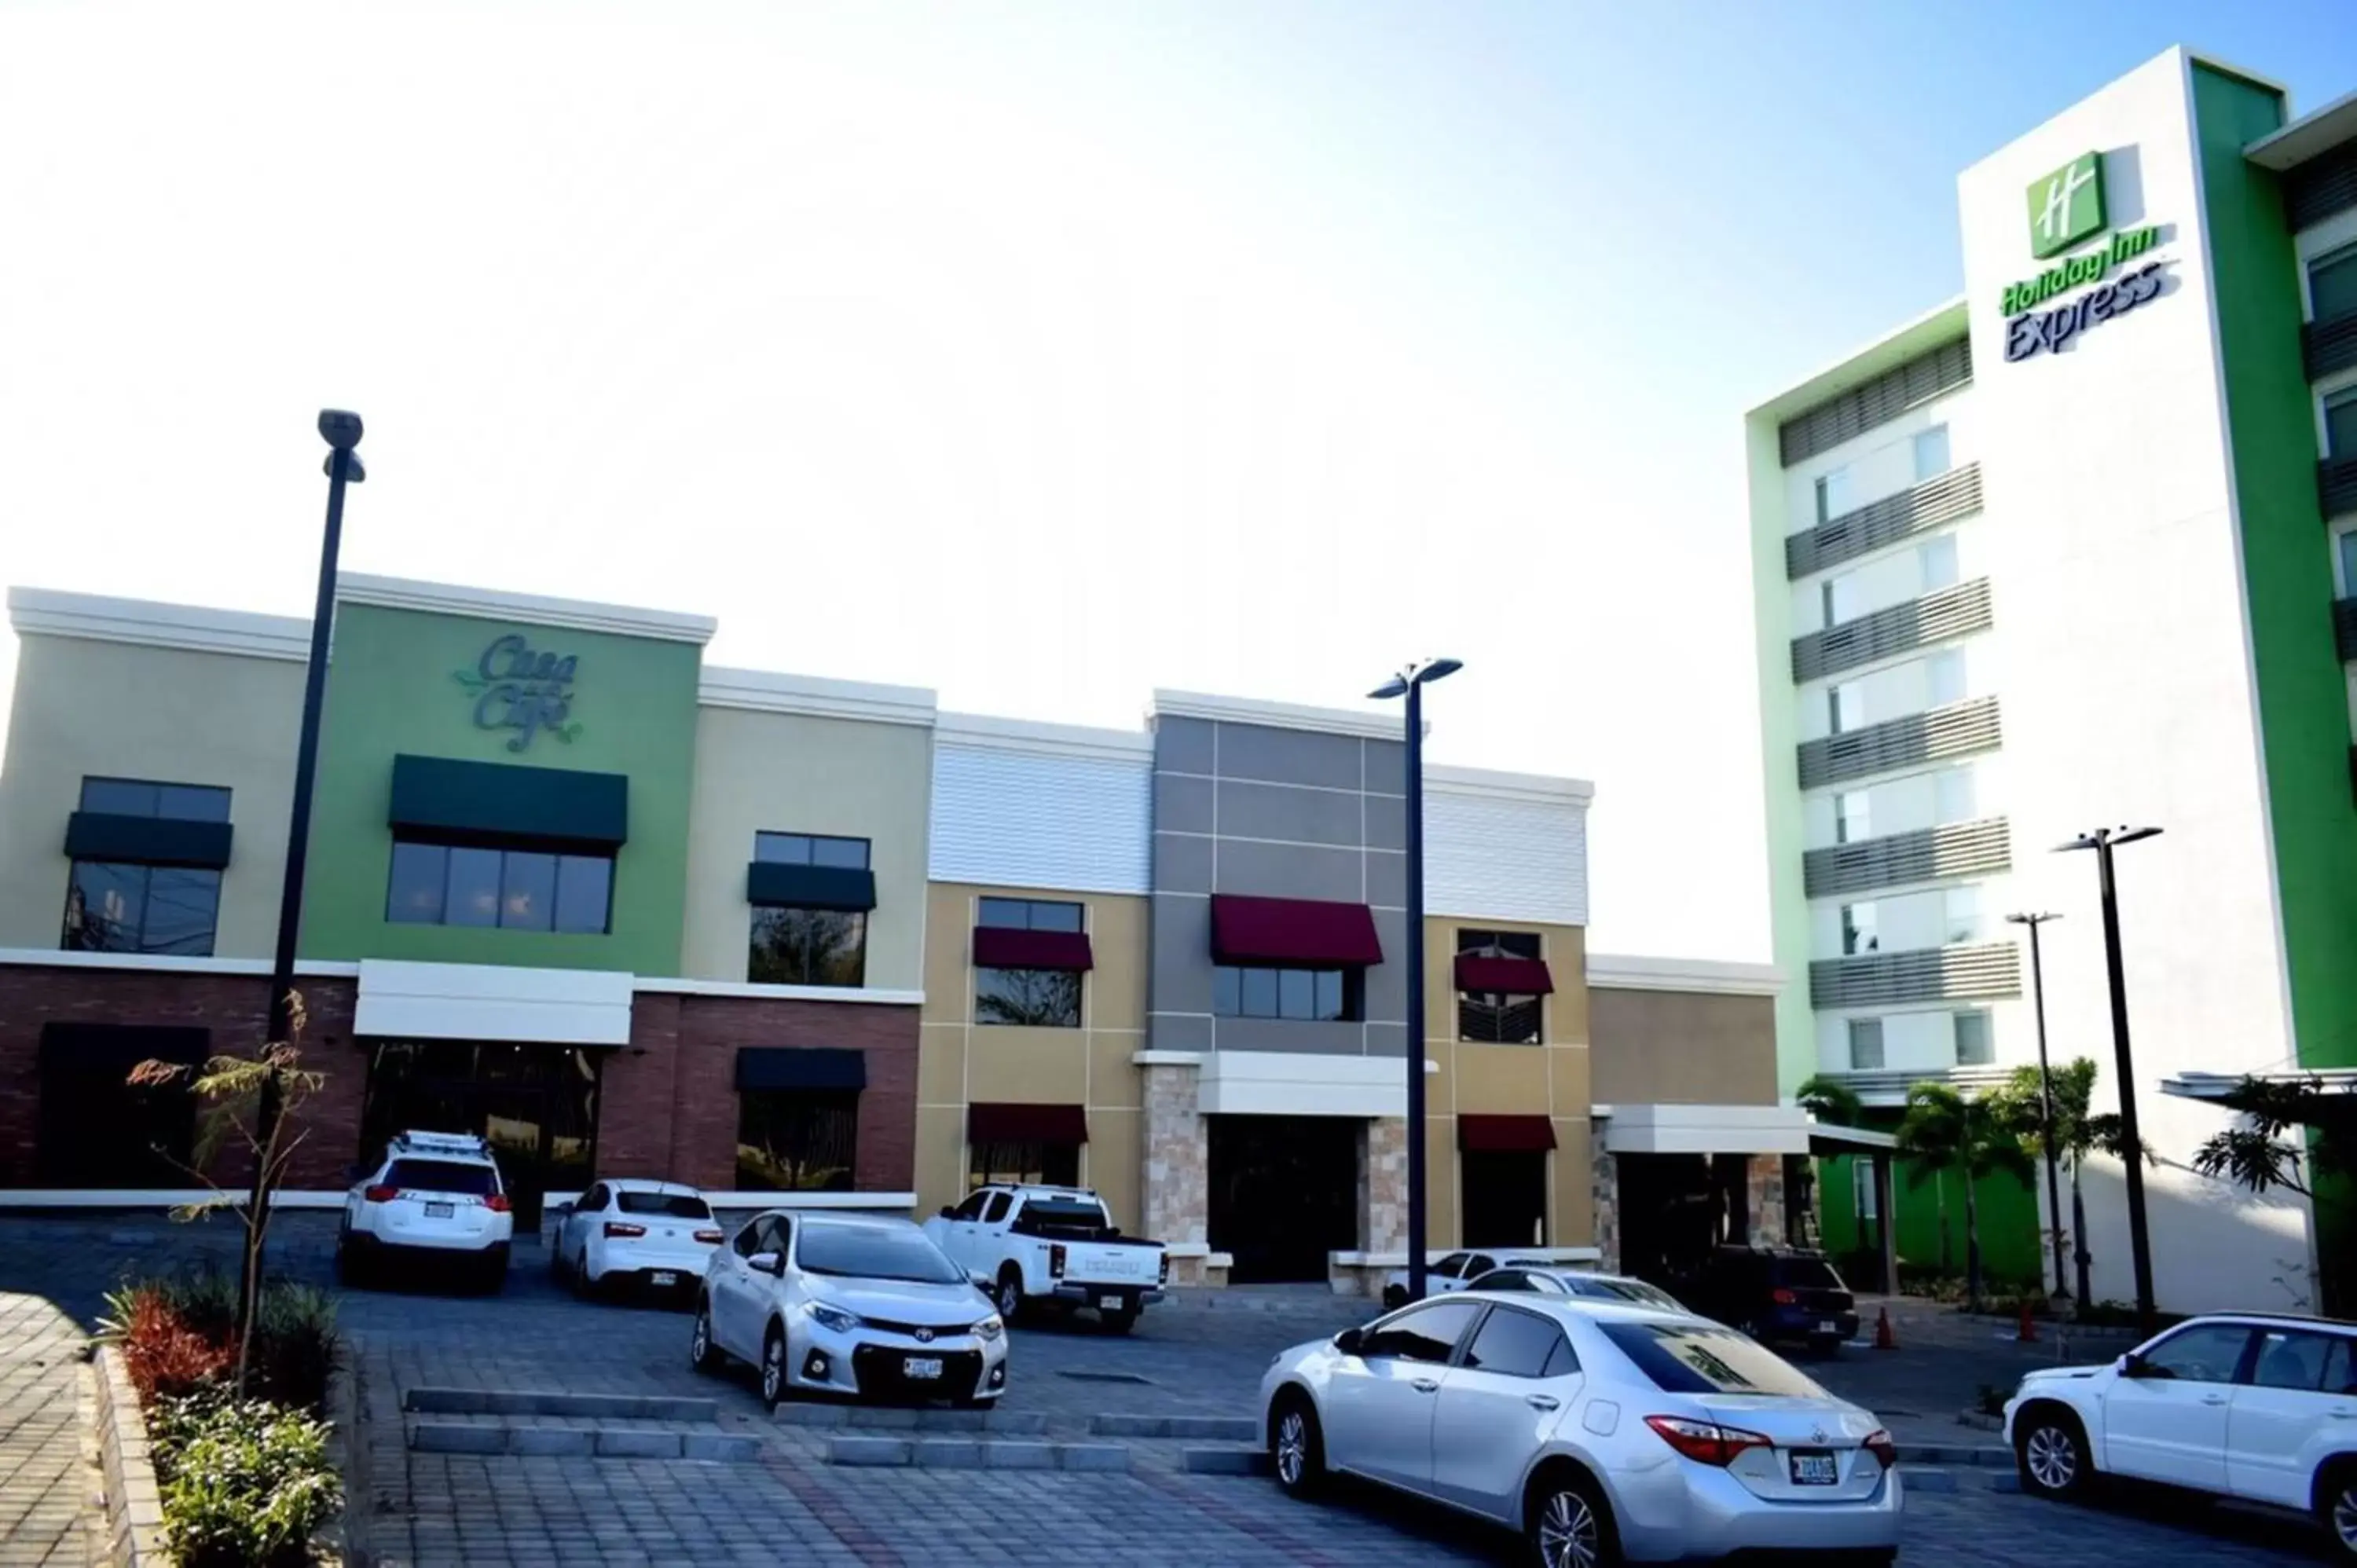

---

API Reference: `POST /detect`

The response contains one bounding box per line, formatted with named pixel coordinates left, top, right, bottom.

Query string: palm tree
left=1899, top=1083, right=2033, bottom=1310
left=1990, top=1059, right=2133, bottom=1310
left=1796, top=1074, right=1863, bottom=1128
left=1956, top=1093, right=2034, bottom=1311
left=1896, top=1083, right=1966, bottom=1284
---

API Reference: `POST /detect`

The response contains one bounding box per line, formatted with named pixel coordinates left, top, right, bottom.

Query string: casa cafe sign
left=453, top=632, right=581, bottom=752
left=2000, top=150, right=2168, bottom=364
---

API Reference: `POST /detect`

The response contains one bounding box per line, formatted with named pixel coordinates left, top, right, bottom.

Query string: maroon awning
left=1453, top=954, right=1556, bottom=995
left=1458, top=1114, right=1557, bottom=1152
left=1208, top=893, right=1384, bottom=968
left=967, top=1102, right=1090, bottom=1145
left=972, top=927, right=1095, bottom=972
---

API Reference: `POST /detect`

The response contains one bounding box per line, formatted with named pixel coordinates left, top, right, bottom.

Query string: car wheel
left=1382, top=1284, right=1408, bottom=1310
left=1100, top=1306, right=1138, bottom=1335
left=689, top=1301, right=721, bottom=1375
left=760, top=1323, right=788, bottom=1409
left=2014, top=1405, right=2091, bottom=1501
left=1526, top=1466, right=1616, bottom=1568
left=995, top=1269, right=1024, bottom=1324
left=2318, top=1459, right=2357, bottom=1562
left=1269, top=1394, right=1324, bottom=1498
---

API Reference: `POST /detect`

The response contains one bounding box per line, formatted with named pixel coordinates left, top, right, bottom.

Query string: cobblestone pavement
left=0, top=1292, right=99, bottom=1567
left=0, top=1218, right=2331, bottom=1566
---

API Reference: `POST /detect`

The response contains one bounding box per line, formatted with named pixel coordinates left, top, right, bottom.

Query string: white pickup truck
left=923, top=1184, right=1168, bottom=1333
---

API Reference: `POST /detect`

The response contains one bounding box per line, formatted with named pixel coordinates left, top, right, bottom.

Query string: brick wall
left=662, top=993, right=918, bottom=1193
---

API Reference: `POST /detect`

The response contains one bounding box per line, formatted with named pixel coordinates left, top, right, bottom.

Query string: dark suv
left=1681, top=1246, right=1859, bottom=1352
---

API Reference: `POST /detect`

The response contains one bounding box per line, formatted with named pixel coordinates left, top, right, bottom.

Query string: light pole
left=2056, top=825, right=2162, bottom=1337
left=1369, top=658, right=1461, bottom=1304
left=240, top=410, right=365, bottom=1337
left=2004, top=910, right=2069, bottom=1303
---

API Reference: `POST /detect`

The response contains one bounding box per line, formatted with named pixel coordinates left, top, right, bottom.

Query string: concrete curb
left=409, top=1422, right=759, bottom=1462
left=402, top=1388, right=719, bottom=1422
left=775, top=1405, right=1048, bottom=1434
left=328, top=1357, right=371, bottom=1567
left=1181, top=1446, right=1271, bottom=1476
left=1904, top=1467, right=2020, bottom=1494
left=93, top=1346, right=170, bottom=1567
left=823, top=1436, right=1134, bottom=1472
left=1896, top=1442, right=2011, bottom=1467
left=1090, top=1414, right=1259, bottom=1441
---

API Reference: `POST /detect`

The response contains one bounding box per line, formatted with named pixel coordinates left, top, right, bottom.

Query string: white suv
left=2005, top=1311, right=2357, bottom=1559
left=337, top=1131, right=515, bottom=1291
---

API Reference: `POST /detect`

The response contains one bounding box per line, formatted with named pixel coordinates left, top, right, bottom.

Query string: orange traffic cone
left=2017, top=1302, right=2038, bottom=1343
left=1873, top=1306, right=1897, bottom=1350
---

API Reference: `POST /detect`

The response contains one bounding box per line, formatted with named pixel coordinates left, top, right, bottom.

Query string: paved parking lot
left=0, top=1217, right=2332, bottom=1566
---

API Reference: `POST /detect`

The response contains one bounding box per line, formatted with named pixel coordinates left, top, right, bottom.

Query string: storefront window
left=749, top=908, right=867, bottom=987
left=386, top=837, right=612, bottom=933
left=1212, top=965, right=1355, bottom=1020
left=968, top=1141, right=1080, bottom=1189
left=976, top=968, right=1081, bottom=1027
left=737, top=1090, right=860, bottom=1189
left=358, top=1040, right=603, bottom=1227
left=61, top=861, right=221, bottom=955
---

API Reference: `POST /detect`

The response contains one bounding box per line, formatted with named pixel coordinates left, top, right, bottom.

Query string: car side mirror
left=1335, top=1327, right=1365, bottom=1356
left=2115, top=1353, right=2143, bottom=1377
left=748, top=1251, right=784, bottom=1277
left=939, top=1206, right=959, bottom=1219
left=970, top=1271, right=993, bottom=1291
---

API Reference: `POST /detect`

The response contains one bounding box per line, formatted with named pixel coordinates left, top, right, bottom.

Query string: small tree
left=2190, top=1075, right=2357, bottom=1316
left=1986, top=1058, right=2137, bottom=1309
left=1895, top=1083, right=1964, bottom=1283
left=129, top=992, right=325, bottom=1397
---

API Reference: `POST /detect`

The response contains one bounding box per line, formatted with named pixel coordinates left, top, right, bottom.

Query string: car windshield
left=1771, top=1257, right=1845, bottom=1291
left=1601, top=1321, right=1827, bottom=1398
left=798, top=1224, right=965, bottom=1284
left=384, top=1159, right=497, bottom=1196
left=616, top=1191, right=711, bottom=1220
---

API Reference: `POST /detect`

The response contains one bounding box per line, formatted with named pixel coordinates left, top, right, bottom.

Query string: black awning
left=388, top=753, right=629, bottom=850
left=64, top=812, right=234, bottom=870
left=39, top=1022, right=211, bottom=1072
left=735, top=1047, right=868, bottom=1093
left=746, top=862, right=878, bottom=913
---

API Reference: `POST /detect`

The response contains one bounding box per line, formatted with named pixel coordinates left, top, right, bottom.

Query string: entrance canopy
left=1598, top=1102, right=1812, bottom=1156
left=354, top=959, right=634, bottom=1046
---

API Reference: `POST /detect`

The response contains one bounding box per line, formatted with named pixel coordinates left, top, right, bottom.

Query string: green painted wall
left=2192, top=64, right=2357, bottom=1078
left=301, top=603, right=701, bottom=974
left=1816, top=1149, right=2044, bottom=1287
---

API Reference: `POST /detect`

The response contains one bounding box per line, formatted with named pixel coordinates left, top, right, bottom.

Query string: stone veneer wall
left=1745, top=1153, right=1786, bottom=1249
left=1360, top=1116, right=1406, bottom=1256
left=1590, top=1135, right=1620, bottom=1273
left=1140, top=1061, right=1209, bottom=1283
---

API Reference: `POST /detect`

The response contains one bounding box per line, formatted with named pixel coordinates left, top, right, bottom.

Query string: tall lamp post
left=2003, top=910, right=2069, bottom=1303
left=240, top=411, right=365, bottom=1335
left=2056, top=825, right=2162, bottom=1337
left=1369, top=658, right=1461, bottom=1304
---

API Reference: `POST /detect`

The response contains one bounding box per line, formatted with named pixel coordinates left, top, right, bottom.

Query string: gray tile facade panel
left=1361, top=908, right=1409, bottom=1024
left=1211, top=838, right=1368, bottom=903
left=1149, top=892, right=1214, bottom=1017
left=1154, top=716, right=1217, bottom=776
left=1213, top=1018, right=1367, bottom=1054
left=1153, top=773, right=1214, bottom=836
left=1152, top=831, right=1215, bottom=895
left=1364, top=848, right=1407, bottom=910
left=1363, top=1022, right=1409, bottom=1058
left=1363, top=793, right=1407, bottom=852
left=1212, top=723, right=1365, bottom=791
left=1149, top=1012, right=1213, bottom=1053
left=1215, top=778, right=1364, bottom=848
left=1362, top=738, right=1408, bottom=797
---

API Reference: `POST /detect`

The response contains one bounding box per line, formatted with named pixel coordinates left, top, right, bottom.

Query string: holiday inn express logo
left=2027, top=151, right=2106, bottom=258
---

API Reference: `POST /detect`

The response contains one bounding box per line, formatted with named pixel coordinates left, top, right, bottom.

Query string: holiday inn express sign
left=2000, top=149, right=2167, bottom=362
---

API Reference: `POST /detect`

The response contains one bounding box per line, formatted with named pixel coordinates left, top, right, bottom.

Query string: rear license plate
left=424, top=1201, right=454, bottom=1218
left=650, top=1271, right=678, bottom=1287
left=1099, top=1295, right=1124, bottom=1310
left=903, top=1357, right=943, bottom=1380
left=1817, top=1319, right=1838, bottom=1334
left=1789, top=1450, right=1839, bottom=1486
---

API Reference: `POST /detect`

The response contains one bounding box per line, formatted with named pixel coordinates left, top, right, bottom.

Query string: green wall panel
left=2192, top=64, right=2357, bottom=1075
left=301, top=603, right=699, bottom=975
left=1816, top=1151, right=2043, bottom=1288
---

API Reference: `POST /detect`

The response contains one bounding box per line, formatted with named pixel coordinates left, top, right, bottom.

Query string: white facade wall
left=928, top=719, right=1154, bottom=896
left=1422, top=772, right=1591, bottom=927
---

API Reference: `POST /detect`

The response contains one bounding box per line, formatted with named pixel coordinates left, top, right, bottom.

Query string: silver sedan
left=1259, top=1292, right=1901, bottom=1566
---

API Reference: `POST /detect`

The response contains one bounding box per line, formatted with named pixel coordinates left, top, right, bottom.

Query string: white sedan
left=555, top=1179, right=724, bottom=1299
left=1383, top=1251, right=1540, bottom=1310
left=1263, top=1292, right=1901, bottom=1565
left=691, top=1211, right=1008, bottom=1409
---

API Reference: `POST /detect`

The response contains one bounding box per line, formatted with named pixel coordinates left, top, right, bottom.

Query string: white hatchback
left=555, top=1180, right=726, bottom=1299
left=337, top=1130, right=515, bottom=1291
left=2004, top=1312, right=2357, bottom=1560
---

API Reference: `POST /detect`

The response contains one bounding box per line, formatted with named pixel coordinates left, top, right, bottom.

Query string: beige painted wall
left=916, top=882, right=1149, bottom=1231
left=1417, top=918, right=1590, bottom=1250
left=681, top=706, right=933, bottom=987
left=0, top=635, right=301, bottom=955
left=1589, top=987, right=1780, bottom=1107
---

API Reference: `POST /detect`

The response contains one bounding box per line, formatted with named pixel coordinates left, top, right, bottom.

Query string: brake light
left=694, top=1229, right=724, bottom=1244
left=485, top=1194, right=511, bottom=1214
left=363, top=1185, right=397, bottom=1203
left=1771, top=1288, right=1798, bottom=1305
left=1644, top=1416, right=1773, bottom=1467
left=1159, top=1251, right=1170, bottom=1284
left=1862, top=1428, right=1897, bottom=1470
left=603, top=1221, right=645, bottom=1238
left=1049, top=1244, right=1067, bottom=1279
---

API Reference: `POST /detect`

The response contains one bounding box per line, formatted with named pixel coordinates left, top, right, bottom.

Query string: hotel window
left=2338, top=529, right=2357, bottom=596
left=2326, top=385, right=2357, bottom=460
left=60, top=778, right=232, bottom=955
left=1934, top=767, right=1976, bottom=825
left=1851, top=1158, right=1879, bottom=1223
left=1847, top=1018, right=1885, bottom=1072
left=1814, top=465, right=1854, bottom=526
left=1954, top=1009, right=1995, bottom=1067
left=1456, top=929, right=1544, bottom=1044
left=736, top=1090, right=859, bottom=1191
left=1827, top=680, right=1866, bottom=735
left=1919, top=534, right=1959, bottom=593
left=1213, top=965, right=1358, bottom=1022
left=973, top=897, right=1086, bottom=1028
left=1926, top=649, right=1967, bottom=708
left=748, top=833, right=870, bottom=987
left=1820, top=570, right=1862, bottom=628
left=385, top=840, right=613, bottom=933
left=1913, top=425, right=1952, bottom=482
left=1839, top=903, right=1879, bottom=956
left=2311, top=241, right=2357, bottom=324
left=1945, top=885, right=1981, bottom=944
left=1833, top=790, right=1871, bottom=845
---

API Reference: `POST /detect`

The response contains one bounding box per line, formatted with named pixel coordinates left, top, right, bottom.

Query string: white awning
left=354, top=959, right=635, bottom=1047
left=1600, top=1102, right=1813, bottom=1156
left=1196, top=1050, right=1429, bottom=1119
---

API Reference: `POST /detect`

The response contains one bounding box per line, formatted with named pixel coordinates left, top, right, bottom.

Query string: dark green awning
left=388, top=753, right=628, bottom=850
left=746, top=862, right=876, bottom=912
left=63, top=812, right=234, bottom=870
left=735, top=1047, right=867, bottom=1092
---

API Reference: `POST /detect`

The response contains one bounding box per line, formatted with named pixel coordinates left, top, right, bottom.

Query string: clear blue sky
left=4, top=2, right=2355, bottom=958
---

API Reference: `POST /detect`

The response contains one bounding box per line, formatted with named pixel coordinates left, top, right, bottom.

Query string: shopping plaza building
left=1749, top=47, right=2357, bottom=1312
left=0, top=573, right=1841, bottom=1291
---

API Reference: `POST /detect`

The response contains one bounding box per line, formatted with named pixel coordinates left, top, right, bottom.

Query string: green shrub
left=101, top=1275, right=339, bottom=1414
left=152, top=1396, right=341, bottom=1568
